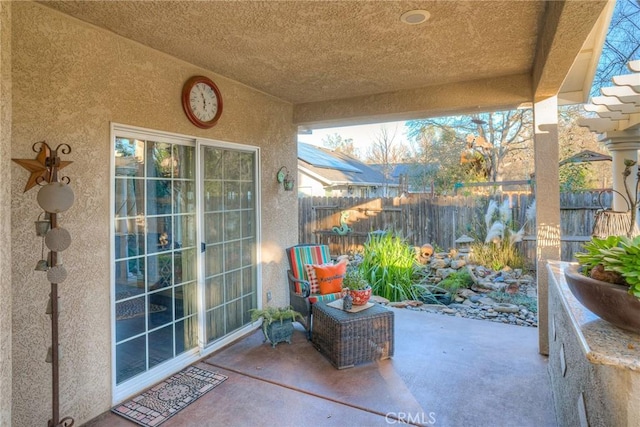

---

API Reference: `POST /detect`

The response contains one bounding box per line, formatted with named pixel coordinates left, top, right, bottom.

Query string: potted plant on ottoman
left=250, top=306, right=304, bottom=347
left=342, top=267, right=372, bottom=305
left=565, top=235, right=640, bottom=333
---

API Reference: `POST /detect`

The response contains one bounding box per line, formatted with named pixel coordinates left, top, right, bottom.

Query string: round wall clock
left=181, top=75, right=223, bottom=129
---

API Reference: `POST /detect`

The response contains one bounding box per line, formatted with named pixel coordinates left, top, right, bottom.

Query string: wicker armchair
left=285, top=244, right=343, bottom=337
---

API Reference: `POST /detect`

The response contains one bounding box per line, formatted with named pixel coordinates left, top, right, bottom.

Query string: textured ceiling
left=39, top=0, right=613, bottom=128
left=42, top=1, right=545, bottom=104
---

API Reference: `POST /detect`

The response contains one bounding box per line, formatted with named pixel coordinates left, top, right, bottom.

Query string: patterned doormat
left=111, top=366, right=227, bottom=426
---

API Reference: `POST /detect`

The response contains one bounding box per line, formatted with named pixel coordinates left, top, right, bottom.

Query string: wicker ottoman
left=311, top=301, right=394, bottom=369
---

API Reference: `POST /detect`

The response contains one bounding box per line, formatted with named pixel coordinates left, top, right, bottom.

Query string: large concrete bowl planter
left=564, top=264, right=640, bottom=333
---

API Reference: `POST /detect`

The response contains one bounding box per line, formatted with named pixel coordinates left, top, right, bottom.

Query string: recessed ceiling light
left=400, top=10, right=430, bottom=25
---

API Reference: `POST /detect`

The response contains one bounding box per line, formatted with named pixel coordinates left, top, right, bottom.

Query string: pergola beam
left=579, top=61, right=640, bottom=213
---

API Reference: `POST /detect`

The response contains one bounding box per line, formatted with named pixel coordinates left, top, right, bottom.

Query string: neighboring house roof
left=371, top=163, right=438, bottom=179
left=298, top=143, right=398, bottom=187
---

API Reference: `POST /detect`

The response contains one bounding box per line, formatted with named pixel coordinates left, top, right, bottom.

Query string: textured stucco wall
left=0, top=2, right=12, bottom=426
left=11, top=2, right=296, bottom=425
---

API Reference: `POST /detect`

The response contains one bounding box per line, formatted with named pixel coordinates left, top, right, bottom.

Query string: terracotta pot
left=564, top=265, right=640, bottom=334
left=347, top=287, right=372, bottom=306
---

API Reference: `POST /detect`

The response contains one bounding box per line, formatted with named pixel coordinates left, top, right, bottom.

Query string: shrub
left=342, top=266, right=370, bottom=290
left=468, top=198, right=533, bottom=270
left=470, top=241, right=526, bottom=271
left=360, top=232, right=421, bottom=302
left=438, top=269, right=473, bottom=295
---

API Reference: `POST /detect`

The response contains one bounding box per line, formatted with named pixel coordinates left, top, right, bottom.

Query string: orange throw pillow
left=313, top=262, right=347, bottom=295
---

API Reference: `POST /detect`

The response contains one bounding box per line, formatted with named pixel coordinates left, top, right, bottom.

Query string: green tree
left=558, top=105, right=611, bottom=191
left=408, top=125, right=476, bottom=194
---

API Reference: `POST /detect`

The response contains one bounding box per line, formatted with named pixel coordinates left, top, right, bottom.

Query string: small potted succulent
left=342, top=267, right=372, bottom=305
left=565, top=235, right=640, bottom=332
left=250, top=306, right=304, bottom=347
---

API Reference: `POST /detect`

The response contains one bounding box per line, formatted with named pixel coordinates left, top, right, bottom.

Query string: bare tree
left=406, top=109, right=533, bottom=185
left=591, top=0, right=640, bottom=95
left=358, top=125, right=411, bottom=196
left=366, top=125, right=409, bottom=173
left=321, top=133, right=359, bottom=158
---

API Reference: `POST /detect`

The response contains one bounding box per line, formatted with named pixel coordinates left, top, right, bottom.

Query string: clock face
left=181, top=76, right=223, bottom=128
left=190, top=82, right=218, bottom=121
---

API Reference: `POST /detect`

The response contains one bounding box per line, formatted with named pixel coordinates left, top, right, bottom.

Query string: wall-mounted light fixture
left=276, top=166, right=295, bottom=191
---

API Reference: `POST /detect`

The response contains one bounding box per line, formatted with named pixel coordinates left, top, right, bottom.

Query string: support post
left=602, top=131, right=640, bottom=214
left=534, top=95, right=560, bottom=356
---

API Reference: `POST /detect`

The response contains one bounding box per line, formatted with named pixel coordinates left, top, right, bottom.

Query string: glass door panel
left=201, top=145, right=258, bottom=346
left=113, top=136, right=197, bottom=386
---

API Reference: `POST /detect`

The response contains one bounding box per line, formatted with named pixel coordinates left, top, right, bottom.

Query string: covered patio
left=86, top=308, right=555, bottom=426
left=1, top=1, right=619, bottom=426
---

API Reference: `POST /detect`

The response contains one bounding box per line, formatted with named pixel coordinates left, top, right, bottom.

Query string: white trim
left=113, top=348, right=199, bottom=404
left=298, top=165, right=400, bottom=188
left=255, top=151, right=263, bottom=311
left=113, top=321, right=258, bottom=403
left=326, top=182, right=401, bottom=188
left=112, top=123, right=200, bottom=145
left=110, top=123, right=262, bottom=404
left=109, top=123, right=117, bottom=403
left=298, top=166, right=332, bottom=186
left=195, top=140, right=205, bottom=352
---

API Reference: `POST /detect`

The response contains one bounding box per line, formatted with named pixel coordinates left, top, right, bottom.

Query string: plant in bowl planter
left=342, top=267, right=372, bottom=305
left=566, top=235, right=640, bottom=333
left=250, top=306, right=303, bottom=347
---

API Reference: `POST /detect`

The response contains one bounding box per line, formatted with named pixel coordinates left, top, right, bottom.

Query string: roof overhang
left=39, top=0, right=614, bottom=129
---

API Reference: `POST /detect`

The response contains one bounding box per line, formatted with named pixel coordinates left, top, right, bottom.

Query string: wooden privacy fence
left=298, top=191, right=615, bottom=264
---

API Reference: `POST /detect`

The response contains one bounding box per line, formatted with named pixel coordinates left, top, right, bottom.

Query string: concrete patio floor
left=87, top=307, right=557, bottom=427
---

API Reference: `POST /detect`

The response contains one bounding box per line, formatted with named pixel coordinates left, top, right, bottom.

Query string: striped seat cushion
left=308, top=292, right=342, bottom=305
left=286, top=245, right=332, bottom=295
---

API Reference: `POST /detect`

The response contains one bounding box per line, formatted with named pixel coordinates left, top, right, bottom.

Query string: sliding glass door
left=112, top=126, right=259, bottom=398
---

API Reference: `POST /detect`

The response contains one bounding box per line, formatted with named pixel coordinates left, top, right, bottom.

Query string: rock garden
left=346, top=199, right=539, bottom=327
left=384, top=253, right=537, bottom=327
left=348, top=247, right=539, bottom=328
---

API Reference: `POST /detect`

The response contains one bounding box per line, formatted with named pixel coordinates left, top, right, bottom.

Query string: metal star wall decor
left=12, top=142, right=72, bottom=192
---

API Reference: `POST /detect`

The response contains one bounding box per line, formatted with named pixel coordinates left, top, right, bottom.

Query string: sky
left=297, top=121, right=412, bottom=155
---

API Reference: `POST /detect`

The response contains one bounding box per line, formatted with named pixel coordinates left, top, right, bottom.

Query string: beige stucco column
left=0, top=2, right=11, bottom=425
left=601, top=131, right=640, bottom=213
left=533, top=95, right=560, bottom=356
